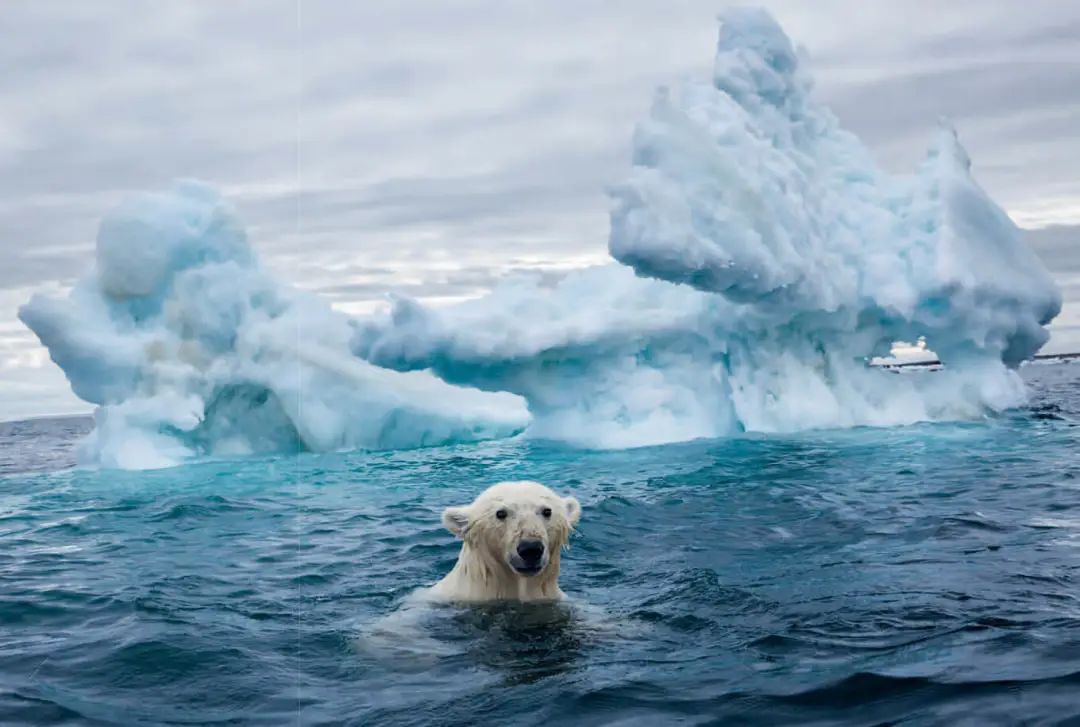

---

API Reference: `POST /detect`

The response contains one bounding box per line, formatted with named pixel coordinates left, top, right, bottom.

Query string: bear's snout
left=510, top=539, right=546, bottom=575
left=516, top=539, right=544, bottom=563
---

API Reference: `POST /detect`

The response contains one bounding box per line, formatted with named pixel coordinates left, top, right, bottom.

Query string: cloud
left=1025, top=226, right=1080, bottom=352
left=1027, top=226, right=1080, bottom=273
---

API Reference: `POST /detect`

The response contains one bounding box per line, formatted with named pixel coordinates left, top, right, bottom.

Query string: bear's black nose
left=516, top=540, right=545, bottom=563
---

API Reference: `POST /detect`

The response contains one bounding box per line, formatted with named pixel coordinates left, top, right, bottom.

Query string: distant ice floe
left=19, top=182, right=527, bottom=469
left=20, top=8, right=1059, bottom=467
left=354, top=8, right=1060, bottom=448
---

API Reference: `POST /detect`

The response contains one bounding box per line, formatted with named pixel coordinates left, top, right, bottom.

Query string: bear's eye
left=541, top=507, right=552, bottom=518
left=495, top=508, right=508, bottom=520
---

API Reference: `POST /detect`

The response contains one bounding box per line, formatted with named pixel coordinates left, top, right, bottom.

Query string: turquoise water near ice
left=2, top=364, right=1079, bottom=725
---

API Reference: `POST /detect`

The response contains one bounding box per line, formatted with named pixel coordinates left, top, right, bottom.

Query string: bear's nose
left=516, top=540, right=545, bottom=564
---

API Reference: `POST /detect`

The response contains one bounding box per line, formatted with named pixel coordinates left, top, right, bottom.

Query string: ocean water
left=2, top=364, right=1079, bottom=726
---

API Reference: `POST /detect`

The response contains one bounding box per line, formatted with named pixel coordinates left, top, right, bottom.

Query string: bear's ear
left=563, top=496, right=581, bottom=527
left=442, top=506, right=470, bottom=537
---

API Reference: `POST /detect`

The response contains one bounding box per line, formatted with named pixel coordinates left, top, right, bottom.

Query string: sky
left=2, top=0, right=1079, bottom=420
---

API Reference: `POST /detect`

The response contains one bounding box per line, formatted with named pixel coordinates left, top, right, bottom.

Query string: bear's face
left=442, top=481, right=581, bottom=578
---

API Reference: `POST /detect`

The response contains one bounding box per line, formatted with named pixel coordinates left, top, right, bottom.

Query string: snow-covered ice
left=19, top=182, right=527, bottom=469
left=20, top=8, right=1060, bottom=466
left=355, top=8, right=1060, bottom=448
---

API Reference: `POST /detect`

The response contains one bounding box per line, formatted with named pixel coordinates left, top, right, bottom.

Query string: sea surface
left=2, top=364, right=1079, bottom=726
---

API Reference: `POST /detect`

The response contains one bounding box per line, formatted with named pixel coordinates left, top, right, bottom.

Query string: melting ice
left=18, top=182, right=528, bottom=468
left=20, top=8, right=1060, bottom=467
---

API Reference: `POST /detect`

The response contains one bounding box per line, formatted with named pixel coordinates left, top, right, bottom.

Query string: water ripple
left=1, top=366, right=1080, bottom=724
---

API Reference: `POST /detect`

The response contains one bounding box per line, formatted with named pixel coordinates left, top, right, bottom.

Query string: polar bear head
left=442, top=481, right=581, bottom=579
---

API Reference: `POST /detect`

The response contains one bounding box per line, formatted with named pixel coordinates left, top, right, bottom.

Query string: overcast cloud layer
left=2, top=1, right=1079, bottom=420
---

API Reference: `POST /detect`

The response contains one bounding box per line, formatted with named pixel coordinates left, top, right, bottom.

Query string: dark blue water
left=2, top=365, right=1079, bottom=725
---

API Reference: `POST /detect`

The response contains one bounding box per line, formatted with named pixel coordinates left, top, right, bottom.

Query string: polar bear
left=427, top=481, right=581, bottom=602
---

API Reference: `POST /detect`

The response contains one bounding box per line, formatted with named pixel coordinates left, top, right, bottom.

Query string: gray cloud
left=3, top=0, right=1080, bottom=418
left=1025, top=225, right=1080, bottom=353
left=1028, top=226, right=1080, bottom=272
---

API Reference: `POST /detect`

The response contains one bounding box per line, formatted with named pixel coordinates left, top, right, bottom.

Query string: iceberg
left=19, top=181, right=527, bottom=469
left=353, top=8, right=1060, bottom=447
left=20, top=8, right=1060, bottom=465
